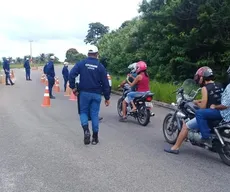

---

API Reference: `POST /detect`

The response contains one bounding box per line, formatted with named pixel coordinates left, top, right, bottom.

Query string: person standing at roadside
left=62, top=62, right=69, bottom=92
left=24, top=58, right=32, bottom=81
left=69, top=45, right=110, bottom=145
left=3, top=57, right=14, bottom=86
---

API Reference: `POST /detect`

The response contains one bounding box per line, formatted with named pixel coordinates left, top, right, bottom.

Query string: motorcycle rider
left=164, top=66, right=224, bottom=154
left=119, top=61, right=150, bottom=122
left=119, top=62, right=137, bottom=91
left=195, top=66, right=230, bottom=141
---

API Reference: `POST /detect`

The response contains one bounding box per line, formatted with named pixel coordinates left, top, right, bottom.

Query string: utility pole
left=29, top=40, right=33, bottom=65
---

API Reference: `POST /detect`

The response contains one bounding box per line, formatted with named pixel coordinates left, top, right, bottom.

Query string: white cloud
left=0, top=0, right=142, bottom=61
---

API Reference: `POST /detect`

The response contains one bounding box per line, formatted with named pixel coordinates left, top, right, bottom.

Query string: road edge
left=111, top=90, right=175, bottom=110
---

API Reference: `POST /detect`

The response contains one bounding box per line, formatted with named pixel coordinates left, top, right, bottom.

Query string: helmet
left=26, top=58, right=29, bottom=60
left=50, top=55, right=55, bottom=60
left=64, top=62, right=68, bottom=65
left=128, top=63, right=137, bottom=73
left=136, top=61, right=147, bottom=73
left=194, top=66, right=213, bottom=85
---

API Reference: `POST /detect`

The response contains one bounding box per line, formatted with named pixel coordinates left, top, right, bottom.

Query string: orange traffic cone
left=41, top=74, right=45, bottom=83
left=45, top=78, right=48, bottom=86
left=54, top=78, right=60, bottom=93
left=64, top=83, right=71, bottom=96
left=69, top=91, right=77, bottom=101
left=41, top=86, right=51, bottom=107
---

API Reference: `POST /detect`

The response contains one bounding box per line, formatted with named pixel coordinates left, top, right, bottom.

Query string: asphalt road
left=0, top=66, right=229, bottom=192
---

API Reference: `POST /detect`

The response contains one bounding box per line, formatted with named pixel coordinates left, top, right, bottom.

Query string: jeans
left=186, top=118, right=198, bottom=130
left=195, top=109, right=222, bottom=139
left=25, top=68, right=31, bottom=80
left=79, top=91, right=101, bottom=133
left=125, top=91, right=149, bottom=104
left=5, top=71, right=13, bottom=85
left=47, top=76, right=55, bottom=96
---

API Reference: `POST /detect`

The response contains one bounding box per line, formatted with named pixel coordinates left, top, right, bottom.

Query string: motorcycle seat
left=134, top=92, right=154, bottom=99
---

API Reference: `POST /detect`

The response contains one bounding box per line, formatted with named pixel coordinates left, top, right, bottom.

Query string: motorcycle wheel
left=163, top=113, right=180, bottom=144
left=218, top=142, right=230, bottom=166
left=117, top=98, right=123, bottom=118
left=137, top=105, right=150, bottom=126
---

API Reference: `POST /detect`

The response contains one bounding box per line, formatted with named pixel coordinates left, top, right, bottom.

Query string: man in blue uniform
left=3, top=57, right=14, bottom=86
left=69, top=45, right=110, bottom=145
left=24, top=58, right=32, bottom=81
left=62, top=62, right=69, bottom=92
left=43, top=55, right=56, bottom=99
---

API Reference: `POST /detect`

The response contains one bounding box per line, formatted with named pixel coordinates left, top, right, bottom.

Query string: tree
left=65, top=48, right=86, bottom=63
left=84, top=22, right=109, bottom=45
left=97, top=0, right=230, bottom=82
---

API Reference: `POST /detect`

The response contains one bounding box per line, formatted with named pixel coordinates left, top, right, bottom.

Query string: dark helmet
left=194, top=66, right=214, bottom=85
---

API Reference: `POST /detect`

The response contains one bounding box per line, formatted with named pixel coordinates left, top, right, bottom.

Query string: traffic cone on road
left=69, top=91, right=77, bottom=101
left=41, top=86, right=51, bottom=107
left=54, top=78, right=60, bottom=93
left=64, top=83, right=71, bottom=96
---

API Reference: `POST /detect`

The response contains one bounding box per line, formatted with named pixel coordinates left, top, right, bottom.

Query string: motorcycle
left=117, top=83, right=155, bottom=126
left=163, top=79, right=230, bottom=166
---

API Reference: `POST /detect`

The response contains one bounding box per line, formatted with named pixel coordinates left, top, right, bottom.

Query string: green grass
left=6, top=63, right=63, bottom=69
left=111, top=75, right=178, bottom=103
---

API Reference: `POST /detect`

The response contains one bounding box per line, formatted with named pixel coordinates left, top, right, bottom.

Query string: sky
left=0, top=0, right=142, bottom=61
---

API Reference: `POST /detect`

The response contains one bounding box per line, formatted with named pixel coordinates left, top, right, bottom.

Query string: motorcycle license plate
left=145, top=102, right=153, bottom=108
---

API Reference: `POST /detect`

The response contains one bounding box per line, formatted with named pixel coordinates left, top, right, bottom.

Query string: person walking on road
left=62, top=62, right=69, bottom=92
left=69, top=45, right=110, bottom=145
left=43, top=55, right=56, bottom=99
left=24, top=58, right=32, bottom=81
left=3, top=57, right=14, bottom=86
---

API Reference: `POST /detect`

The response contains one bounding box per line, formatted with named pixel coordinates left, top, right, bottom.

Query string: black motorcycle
left=163, top=79, right=230, bottom=166
left=117, top=83, right=155, bottom=126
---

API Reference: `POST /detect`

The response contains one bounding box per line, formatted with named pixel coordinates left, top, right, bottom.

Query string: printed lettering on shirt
left=85, top=63, right=98, bottom=70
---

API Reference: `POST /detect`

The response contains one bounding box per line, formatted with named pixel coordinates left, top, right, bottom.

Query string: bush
left=111, top=75, right=178, bottom=103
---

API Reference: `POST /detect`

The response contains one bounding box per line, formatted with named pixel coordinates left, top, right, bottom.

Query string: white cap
left=88, top=45, right=98, bottom=54
left=26, top=58, right=29, bottom=60
left=50, top=55, right=55, bottom=60
left=64, top=62, right=68, bottom=65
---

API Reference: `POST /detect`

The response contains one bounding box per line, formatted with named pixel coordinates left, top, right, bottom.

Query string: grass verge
left=111, top=75, right=178, bottom=104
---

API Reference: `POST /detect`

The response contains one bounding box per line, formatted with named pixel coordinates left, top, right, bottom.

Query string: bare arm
left=127, top=75, right=141, bottom=87
left=194, top=87, right=208, bottom=109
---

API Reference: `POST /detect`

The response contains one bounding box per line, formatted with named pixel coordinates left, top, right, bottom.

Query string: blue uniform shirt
left=3, top=60, right=10, bottom=72
left=44, top=61, right=55, bottom=77
left=62, top=66, right=69, bottom=78
left=69, top=57, right=110, bottom=100
left=24, top=60, right=30, bottom=69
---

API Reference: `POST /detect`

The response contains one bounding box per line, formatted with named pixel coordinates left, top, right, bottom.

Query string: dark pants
left=79, top=91, right=101, bottom=133
left=5, top=72, right=13, bottom=85
left=196, top=109, right=222, bottom=139
left=25, top=68, right=31, bottom=80
left=63, top=77, right=68, bottom=91
left=47, top=76, right=55, bottom=97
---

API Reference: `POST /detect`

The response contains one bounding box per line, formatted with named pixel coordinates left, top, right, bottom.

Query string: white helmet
left=128, top=62, right=137, bottom=73
left=50, top=55, right=55, bottom=60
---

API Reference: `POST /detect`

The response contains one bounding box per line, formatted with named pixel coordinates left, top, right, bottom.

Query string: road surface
left=0, top=66, right=229, bottom=192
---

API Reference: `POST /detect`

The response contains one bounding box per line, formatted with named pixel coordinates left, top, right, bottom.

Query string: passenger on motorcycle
left=164, top=66, right=224, bottom=154
left=195, top=66, right=230, bottom=141
left=119, top=61, right=150, bottom=122
left=119, top=62, right=137, bottom=91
